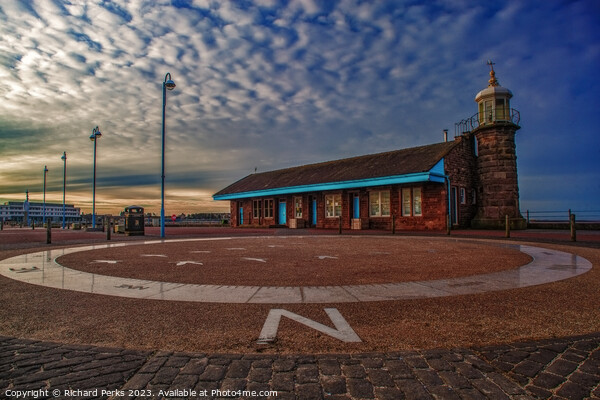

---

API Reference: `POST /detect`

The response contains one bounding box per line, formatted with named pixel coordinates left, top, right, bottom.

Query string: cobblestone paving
left=1, top=334, right=598, bottom=400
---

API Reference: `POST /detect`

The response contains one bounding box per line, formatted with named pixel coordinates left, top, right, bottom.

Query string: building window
left=253, top=200, right=262, bottom=219
left=460, top=187, right=466, bottom=205
left=369, top=191, right=390, bottom=217
left=471, top=189, right=477, bottom=205
left=325, top=194, right=342, bottom=218
left=264, top=199, right=274, bottom=218
left=413, top=187, right=422, bottom=216
left=402, top=188, right=411, bottom=216
left=294, top=197, right=302, bottom=218
left=402, top=187, right=422, bottom=216
left=473, top=135, right=479, bottom=157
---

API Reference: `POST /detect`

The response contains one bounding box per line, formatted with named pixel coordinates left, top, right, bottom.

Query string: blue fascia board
left=213, top=160, right=446, bottom=201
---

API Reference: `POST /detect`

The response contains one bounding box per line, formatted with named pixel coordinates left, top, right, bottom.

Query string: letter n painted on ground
left=257, top=308, right=361, bottom=344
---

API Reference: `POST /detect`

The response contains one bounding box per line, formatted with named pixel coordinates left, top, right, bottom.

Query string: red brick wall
left=228, top=184, right=448, bottom=231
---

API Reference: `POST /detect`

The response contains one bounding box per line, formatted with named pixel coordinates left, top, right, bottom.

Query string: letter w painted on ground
left=258, top=308, right=361, bottom=344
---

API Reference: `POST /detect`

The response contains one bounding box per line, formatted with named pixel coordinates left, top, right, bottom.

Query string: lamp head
left=90, top=126, right=102, bottom=141
left=165, top=79, right=176, bottom=90
left=164, top=72, right=176, bottom=90
left=61, top=152, right=67, bottom=161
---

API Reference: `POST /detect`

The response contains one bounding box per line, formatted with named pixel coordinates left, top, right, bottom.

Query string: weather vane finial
left=486, top=60, right=499, bottom=87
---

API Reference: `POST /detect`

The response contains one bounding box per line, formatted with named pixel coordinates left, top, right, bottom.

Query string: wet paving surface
left=0, top=237, right=592, bottom=304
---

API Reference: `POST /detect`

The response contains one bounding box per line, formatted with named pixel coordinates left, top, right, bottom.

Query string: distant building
left=214, top=66, right=525, bottom=230
left=0, top=201, right=81, bottom=224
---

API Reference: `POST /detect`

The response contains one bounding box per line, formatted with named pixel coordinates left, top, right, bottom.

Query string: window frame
left=264, top=199, right=274, bottom=219
left=412, top=187, right=422, bottom=216
left=252, top=200, right=262, bottom=219
left=369, top=190, right=390, bottom=217
left=325, top=194, right=342, bottom=218
left=401, top=187, right=423, bottom=217
left=294, top=196, right=303, bottom=218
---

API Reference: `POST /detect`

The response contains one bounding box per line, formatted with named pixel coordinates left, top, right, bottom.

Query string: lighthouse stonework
left=471, top=63, right=526, bottom=229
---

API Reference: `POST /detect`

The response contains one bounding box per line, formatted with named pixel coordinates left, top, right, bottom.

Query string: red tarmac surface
left=0, top=226, right=598, bottom=354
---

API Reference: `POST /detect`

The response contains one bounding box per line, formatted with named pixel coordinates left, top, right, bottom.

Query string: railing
left=455, top=108, right=520, bottom=136
left=526, top=209, right=600, bottom=223
left=524, top=209, right=600, bottom=234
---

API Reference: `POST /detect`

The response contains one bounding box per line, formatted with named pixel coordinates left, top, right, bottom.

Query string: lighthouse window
left=485, top=101, right=493, bottom=122
left=496, top=99, right=505, bottom=120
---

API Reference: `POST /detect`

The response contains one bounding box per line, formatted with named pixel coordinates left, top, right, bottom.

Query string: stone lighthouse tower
left=471, top=62, right=526, bottom=229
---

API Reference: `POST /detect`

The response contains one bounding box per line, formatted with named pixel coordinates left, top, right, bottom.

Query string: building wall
left=228, top=182, right=449, bottom=231
left=444, top=134, right=479, bottom=227
left=0, top=202, right=81, bottom=223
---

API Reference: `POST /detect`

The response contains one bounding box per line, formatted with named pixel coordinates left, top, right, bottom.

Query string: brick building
left=214, top=67, right=525, bottom=230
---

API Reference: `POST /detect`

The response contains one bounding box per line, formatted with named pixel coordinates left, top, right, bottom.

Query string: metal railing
left=455, top=108, right=520, bottom=136
left=526, top=209, right=600, bottom=223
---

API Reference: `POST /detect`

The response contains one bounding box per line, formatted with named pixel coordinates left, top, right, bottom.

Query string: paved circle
left=0, top=236, right=592, bottom=304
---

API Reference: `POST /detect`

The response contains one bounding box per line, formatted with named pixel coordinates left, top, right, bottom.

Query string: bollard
left=338, top=216, right=342, bottom=235
left=32, top=221, right=35, bottom=230
left=106, top=218, right=111, bottom=241
left=505, top=215, right=510, bottom=238
left=46, top=223, right=51, bottom=244
left=570, top=214, right=576, bottom=242
left=391, top=214, right=395, bottom=234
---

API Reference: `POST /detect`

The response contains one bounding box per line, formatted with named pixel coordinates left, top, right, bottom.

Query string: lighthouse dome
left=475, top=84, right=512, bottom=102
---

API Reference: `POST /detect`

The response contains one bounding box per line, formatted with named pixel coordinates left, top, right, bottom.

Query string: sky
left=1, top=0, right=599, bottom=217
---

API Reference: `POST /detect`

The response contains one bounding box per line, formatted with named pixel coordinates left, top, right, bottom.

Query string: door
left=353, top=196, right=360, bottom=219
left=279, top=201, right=286, bottom=225
left=451, top=187, right=458, bottom=225
left=312, top=199, right=317, bottom=226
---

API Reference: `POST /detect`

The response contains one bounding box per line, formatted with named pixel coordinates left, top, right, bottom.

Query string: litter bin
left=123, top=206, right=145, bottom=236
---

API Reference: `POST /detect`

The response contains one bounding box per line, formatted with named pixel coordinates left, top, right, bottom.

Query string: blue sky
left=1, top=0, right=599, bottom=215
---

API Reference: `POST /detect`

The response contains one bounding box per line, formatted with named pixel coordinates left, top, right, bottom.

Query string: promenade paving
left=1, top=333, right=598, bottom=399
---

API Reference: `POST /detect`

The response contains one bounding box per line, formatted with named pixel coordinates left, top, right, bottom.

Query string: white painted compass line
left=141, top=254, right=168, bottom=257
left=317, top=255, right=338, bottom=260
left=243, top=257, right=267, bottom=263
left=173, top=261, right=204, bottom=266
left=92, top=260, right=120, bottom=264
left=0, top=237, right=592, bottom=304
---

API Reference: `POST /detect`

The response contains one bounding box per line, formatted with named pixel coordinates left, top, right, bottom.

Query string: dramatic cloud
left=0, top=0, right=599, bottom=215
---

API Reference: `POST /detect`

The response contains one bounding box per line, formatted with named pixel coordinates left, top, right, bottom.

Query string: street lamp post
left=42, top=165, right=48, bottom=226
left=161, top=72, right=176, bottom=238
left=90, top=126, right=102, bottom=229
left=61, top=151, right=67, bottom=229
